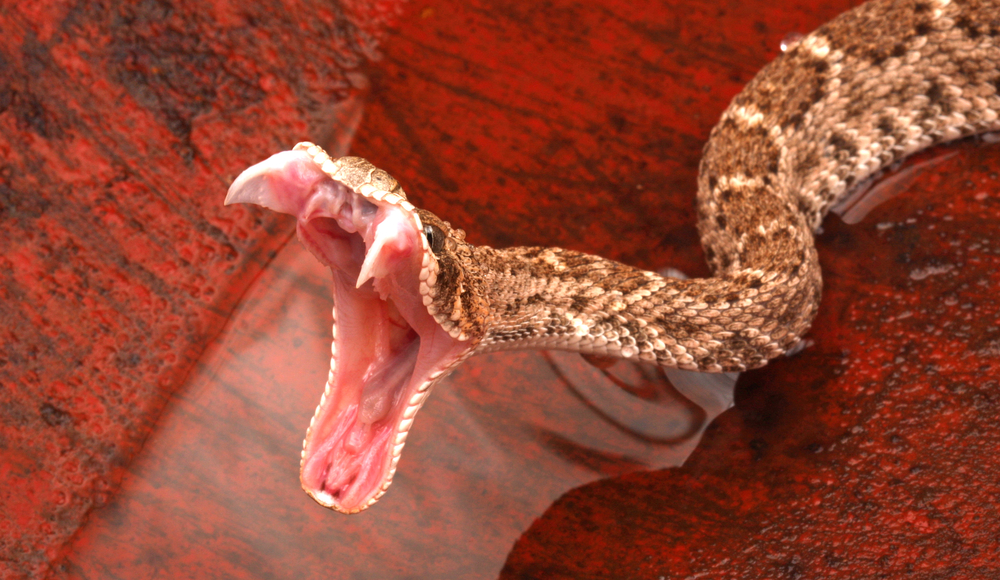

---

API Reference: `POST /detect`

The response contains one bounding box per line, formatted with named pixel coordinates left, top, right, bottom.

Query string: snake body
left=227, top=0, right=1000, bottom=512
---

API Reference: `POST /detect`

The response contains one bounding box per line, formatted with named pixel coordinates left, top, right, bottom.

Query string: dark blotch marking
left=525, top=294, right=546, bottom=306
left=828, top=132, right=858, bottom=157
left=795, top=149, right=820, bottom=175
left=811, top=60, right=829, bottom=74
left=795, top=197, right=812, bottom=222
left=878, top=115, right=895, bottom=134
left=810, top=86, right=826, bottom=105
left=925, top=81, right=953, bottom=114
left=926, top=81, right=944, bottom=102
left=914, top=21, right=932, bottom=37
left=891, top=43, right=907, bottom=58
left=867, top=48, right=888, bottom=66
left=715, top=214, right=727, bottom=229
left=913, top=2, right=931, bottom=13
left=785, top=97, right=814, bottom=130
left=955, top=16, right=981, bottom=39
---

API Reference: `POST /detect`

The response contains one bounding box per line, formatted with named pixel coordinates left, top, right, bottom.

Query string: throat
left=359, top=338, right=420, bottom=423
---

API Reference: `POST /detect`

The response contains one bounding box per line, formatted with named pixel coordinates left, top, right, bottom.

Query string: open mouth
left=226, top=143, right=468, bottom=513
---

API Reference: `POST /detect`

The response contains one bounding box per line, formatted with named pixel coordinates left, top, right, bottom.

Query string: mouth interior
left=297, top=185, right=462, bottom=512
left=226, top=150, right=464, bottom=513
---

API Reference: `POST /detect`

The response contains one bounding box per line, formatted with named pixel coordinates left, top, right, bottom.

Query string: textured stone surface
left=0, top=1, right=401, bottom=577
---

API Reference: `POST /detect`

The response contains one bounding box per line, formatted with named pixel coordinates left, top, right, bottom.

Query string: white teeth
left=356, top=223, right=389, bottom=288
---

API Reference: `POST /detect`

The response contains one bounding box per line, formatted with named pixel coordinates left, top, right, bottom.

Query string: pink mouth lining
left=225, top=148, right=468, bottom=512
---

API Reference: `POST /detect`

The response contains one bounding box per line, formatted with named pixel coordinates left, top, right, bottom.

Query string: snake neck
left=464, top=243, right=819, bottom=373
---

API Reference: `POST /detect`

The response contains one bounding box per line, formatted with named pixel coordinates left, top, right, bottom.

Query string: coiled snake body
left=227, top=0, right=1000, bottom=512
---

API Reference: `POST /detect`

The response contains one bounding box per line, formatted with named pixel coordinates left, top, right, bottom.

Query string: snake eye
left=423, top=223, right=446, bottom=254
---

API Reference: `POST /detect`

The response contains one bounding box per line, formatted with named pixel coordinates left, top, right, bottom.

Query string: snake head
left=226, top=143, right=481, bottom=513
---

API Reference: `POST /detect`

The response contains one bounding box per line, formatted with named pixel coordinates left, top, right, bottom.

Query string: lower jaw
left=294, top=229, right=472, bottom=510
left=298, top=283, right=420, bottom=511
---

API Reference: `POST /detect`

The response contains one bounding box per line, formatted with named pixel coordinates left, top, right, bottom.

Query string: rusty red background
left=1, top=0, right=998, bottom=578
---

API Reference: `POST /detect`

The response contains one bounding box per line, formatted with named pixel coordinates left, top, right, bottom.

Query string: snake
left=225, top=0, right=1000, bottom=513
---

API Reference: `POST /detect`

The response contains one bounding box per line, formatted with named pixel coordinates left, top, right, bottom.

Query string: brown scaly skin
left=419, top=0, right=1000, bottom=373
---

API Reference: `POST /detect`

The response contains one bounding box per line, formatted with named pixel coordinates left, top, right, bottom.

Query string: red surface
left=0, top=1, right=402, bottom=577
left=2, top=0, right=999, bottom=578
